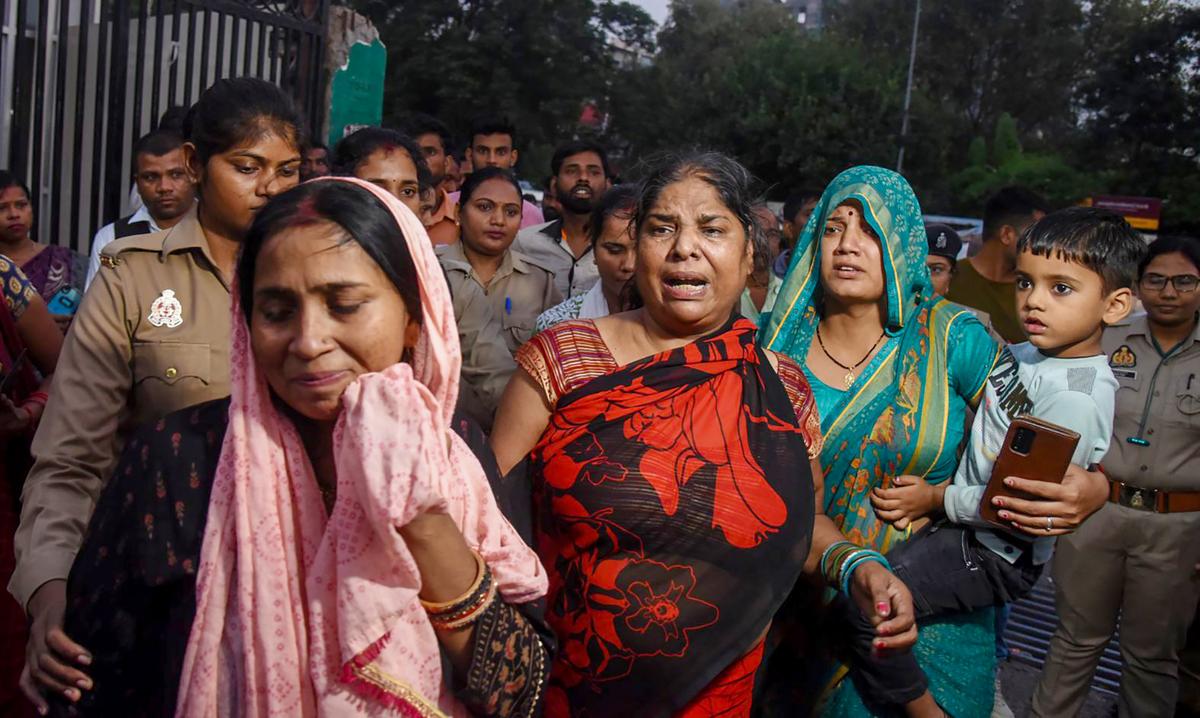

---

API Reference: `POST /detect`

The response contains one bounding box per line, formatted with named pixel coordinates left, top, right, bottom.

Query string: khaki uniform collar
left=441, top=241, right=530, bottom=283
left=1122, top=313, right=1151, bottom=339
left=159, top=209, right=212, bottom=260
left=1121, top=312, right=1200, bottom=344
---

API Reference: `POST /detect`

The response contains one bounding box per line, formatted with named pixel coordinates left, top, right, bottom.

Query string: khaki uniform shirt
left=438, top=242, right=562, bottom=355
left=514, top=220, right=598, bottom=299
left=11, top=211, right=231, bottom=608
left=1102, top=313, right=1200, bottom=491
left=448, top=272, right=516, bottom=430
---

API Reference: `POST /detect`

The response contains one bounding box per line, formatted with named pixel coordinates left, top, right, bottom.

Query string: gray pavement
left=995, top=659, right=1115, bottom=718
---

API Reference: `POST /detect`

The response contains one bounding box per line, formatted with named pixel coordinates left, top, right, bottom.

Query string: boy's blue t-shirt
left=943, top=342, right=1116, bottom=564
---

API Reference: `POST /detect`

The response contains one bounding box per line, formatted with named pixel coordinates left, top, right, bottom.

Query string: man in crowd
left=408, top=113, right=460, bottom=246
left=515, top=140, right=611, bottom=298
left=946, top=186, right=1050, bottom=342
left=773, top=188, right=822, bottom=278
left=542, top=175, right=561, bottom=222
left=85, top=130, right=195, bottom=288
left=300, top=141, right=330, bottom=181
left=457, top=116, right=543, bottom=228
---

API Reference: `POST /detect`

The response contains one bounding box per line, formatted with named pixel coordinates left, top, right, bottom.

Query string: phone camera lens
left=1011, top=426, right=1035, bottom=455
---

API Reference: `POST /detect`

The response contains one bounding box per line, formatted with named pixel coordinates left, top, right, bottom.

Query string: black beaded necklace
left=815, top=323, right=887, bottom=389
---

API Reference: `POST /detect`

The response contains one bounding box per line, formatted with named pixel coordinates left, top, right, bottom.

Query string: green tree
left=1075, top=1, right=1200, bottom=230
left=609, top=0, right=910, bottom=193
left=349, top=0, right=655, bottom=177
left=951, top=115, right=1098, bottom=208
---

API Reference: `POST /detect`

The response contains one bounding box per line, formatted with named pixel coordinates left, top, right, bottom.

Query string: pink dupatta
left=175, top=178, right=547, bottom=717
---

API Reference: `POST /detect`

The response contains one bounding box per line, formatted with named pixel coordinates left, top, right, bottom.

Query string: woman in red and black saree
left=491, top=153, right=919, bottom=718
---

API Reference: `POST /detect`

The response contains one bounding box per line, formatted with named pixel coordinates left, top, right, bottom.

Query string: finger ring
left=1045, top=516, right=1054, bottom=532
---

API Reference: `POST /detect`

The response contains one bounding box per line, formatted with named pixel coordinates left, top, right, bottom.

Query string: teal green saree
left=760, top=166, right=1002, bottom=717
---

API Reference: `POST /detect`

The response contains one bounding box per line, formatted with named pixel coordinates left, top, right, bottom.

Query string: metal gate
left=0, top=0, right=330, bottom=253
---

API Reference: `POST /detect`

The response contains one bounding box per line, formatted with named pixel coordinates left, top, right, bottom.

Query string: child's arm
left=870, top=475, right=947, bottom=530
left=946, top=389, right=1111, bottom=529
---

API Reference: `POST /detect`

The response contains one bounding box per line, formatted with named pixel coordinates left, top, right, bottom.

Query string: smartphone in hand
left=978, top=416, right=1080, bottom=527
left=47, top=287, right=82, bottom=316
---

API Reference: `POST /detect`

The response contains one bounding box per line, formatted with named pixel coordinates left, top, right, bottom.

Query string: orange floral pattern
left=531, top=319, right=816, bottom=716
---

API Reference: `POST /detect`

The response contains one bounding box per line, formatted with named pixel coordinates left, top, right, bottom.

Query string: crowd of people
left=0, top=74, right=1197, bottom=718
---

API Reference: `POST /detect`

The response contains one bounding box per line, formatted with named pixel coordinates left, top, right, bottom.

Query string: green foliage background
left=351, top=0, right=1200, bottom=232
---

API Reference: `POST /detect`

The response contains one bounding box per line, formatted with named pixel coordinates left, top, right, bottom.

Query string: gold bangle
left=419, top=549, right=486, bottom=614
left=429, top=579, right=497, bottom=631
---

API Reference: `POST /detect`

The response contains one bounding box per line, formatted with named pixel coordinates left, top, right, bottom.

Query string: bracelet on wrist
left=821, top=542, right=859, bottom=587
left=838, top=550, right=891, bottom=596
left=420, top=550, right=486, bottom=614
left=428, top=579, right=496, bottom=631
left=421, top=550, right=497, bottom=631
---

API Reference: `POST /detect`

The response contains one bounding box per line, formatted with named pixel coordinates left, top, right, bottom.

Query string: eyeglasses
left=1140, top=273, right=1200, bottom=293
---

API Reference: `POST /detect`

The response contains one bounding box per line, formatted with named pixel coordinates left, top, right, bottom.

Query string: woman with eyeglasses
left=1034, top=235, right=1200, bottom=717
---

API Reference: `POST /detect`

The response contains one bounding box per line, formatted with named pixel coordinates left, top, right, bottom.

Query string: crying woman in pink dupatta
left=57, top=178, right=550, bottom=718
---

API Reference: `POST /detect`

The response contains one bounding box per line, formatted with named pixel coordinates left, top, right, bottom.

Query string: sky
left=632, top=0, right=670, bottom=25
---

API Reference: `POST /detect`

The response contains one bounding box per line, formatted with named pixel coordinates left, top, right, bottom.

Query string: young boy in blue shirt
left=840, top=207, right=1145, bottom=716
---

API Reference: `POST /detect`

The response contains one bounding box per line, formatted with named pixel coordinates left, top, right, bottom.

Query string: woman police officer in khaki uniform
left=11, top=77, right=303, bottom=713
left=1034, top=235, right=1200, bottom=717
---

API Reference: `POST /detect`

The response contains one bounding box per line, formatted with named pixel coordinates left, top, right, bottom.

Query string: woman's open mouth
left=832, top=263, right=863, bottom=279
left=663, top=273, right=710, bottom=299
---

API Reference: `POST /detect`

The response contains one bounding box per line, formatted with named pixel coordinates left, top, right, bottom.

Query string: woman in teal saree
left=760, top=166, right=1002, bottom=717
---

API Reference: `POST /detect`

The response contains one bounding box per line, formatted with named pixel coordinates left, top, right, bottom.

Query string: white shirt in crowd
left=84, top=205, right=161, bottom=289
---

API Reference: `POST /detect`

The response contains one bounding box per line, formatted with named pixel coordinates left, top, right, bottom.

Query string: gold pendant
left=844, top=372, right=855, bottom=389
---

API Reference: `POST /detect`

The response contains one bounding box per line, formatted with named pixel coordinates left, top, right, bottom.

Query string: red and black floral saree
left=517, top=318, right=818, bottom=717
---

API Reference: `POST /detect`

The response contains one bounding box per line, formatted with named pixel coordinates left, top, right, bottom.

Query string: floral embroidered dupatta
left=527, top=319, right=815, bottom=716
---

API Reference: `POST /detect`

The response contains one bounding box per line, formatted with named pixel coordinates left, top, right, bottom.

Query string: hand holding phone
left=978, top=416, right=1080, bottom=527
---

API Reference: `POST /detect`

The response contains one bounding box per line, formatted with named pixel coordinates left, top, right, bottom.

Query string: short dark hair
left=551, top=140, right=610, bottom=178
left=405, top=113, right=452, bottom=153
left=305, top=141, right=328, bottom=153
left=1017, top=206, right=1145, bottom=294
left=240, top=181, right=422, bottom=327
left=458, top=166, right=523, bottom=206
left=588, top=184, right=638, bottom=247
left=1138, top=235, right=1200, bottom=280
left=156, top=105, right=190, bottom=133
left=469, top=116, right=517, bottom=147
left=783, top=188, right=822, bottom=224
left=0, top=170, right=33, bottom=203
left=133, top=129, right=185, bottom=162
left=983, top=186, right=1052, bottom=240
left=184, top=77, right=303, bottom=166
left=331, top=127, right=432, bottom=190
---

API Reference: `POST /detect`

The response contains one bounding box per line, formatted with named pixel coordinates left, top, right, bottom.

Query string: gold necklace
left=816, top=323, right=887, bottom=389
